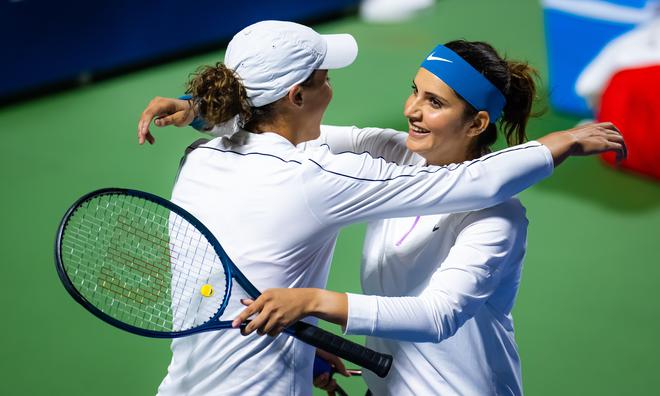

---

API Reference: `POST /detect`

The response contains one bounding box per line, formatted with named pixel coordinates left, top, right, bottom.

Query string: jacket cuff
left=344, top=293, right=378, bottom=336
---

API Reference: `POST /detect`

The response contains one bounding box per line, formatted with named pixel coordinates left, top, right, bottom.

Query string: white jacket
left=158, top=126, right=552, bottom=395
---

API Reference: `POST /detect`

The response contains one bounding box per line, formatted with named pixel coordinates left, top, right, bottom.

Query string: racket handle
left=290, top=321, right=392, bottom=378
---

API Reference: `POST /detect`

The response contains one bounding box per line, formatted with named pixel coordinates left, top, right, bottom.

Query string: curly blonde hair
left=185, top=62, right=253, bottom=126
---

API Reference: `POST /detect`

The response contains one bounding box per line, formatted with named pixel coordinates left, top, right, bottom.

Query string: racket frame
left=55, top=187, right=254, bottom=338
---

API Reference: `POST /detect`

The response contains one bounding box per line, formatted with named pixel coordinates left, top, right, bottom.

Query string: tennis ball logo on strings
left=200, top=284, right=214, bottom=297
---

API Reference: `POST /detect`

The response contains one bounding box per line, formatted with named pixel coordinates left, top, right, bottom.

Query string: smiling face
left=404, top=67, right=488, bottom=165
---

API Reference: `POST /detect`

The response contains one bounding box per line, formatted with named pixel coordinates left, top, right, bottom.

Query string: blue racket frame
left=55, top=187, right=261, bottom=338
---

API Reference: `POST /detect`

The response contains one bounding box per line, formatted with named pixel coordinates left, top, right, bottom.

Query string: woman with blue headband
left=230, top=40, right=588, bottom=395
left=137, top=26, right=624, bottom=393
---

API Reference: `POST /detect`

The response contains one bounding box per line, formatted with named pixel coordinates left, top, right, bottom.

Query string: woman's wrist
left=308, top=289, right=331, bottom=316
left=537, top=131, right=576, bottom=167
left=308, top=289, right=348, bottom=327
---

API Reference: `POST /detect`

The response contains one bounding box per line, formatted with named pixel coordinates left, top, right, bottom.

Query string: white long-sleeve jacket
left=158, top=126, right=551, bottom=396
left=311, top=126, right=529, bottom=395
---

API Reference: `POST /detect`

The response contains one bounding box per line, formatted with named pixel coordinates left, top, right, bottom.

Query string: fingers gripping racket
left=55, top=188, right=392, bottom=378
left=314, top=356, right=362, bottom=396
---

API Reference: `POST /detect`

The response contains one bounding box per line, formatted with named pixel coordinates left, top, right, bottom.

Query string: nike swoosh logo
left=426, top=54, right=453, bottom=63
left=432, top=224, right=440, bottom=232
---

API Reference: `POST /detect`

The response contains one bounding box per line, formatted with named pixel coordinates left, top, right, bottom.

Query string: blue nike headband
left=420, top=44, right=506, bottom=122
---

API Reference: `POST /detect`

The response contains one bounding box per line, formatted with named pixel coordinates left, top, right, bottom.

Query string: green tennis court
left=1, top=1, right=659, bottom=395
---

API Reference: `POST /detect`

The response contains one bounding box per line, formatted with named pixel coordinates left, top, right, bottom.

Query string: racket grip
left=290, top=321, right=392, bottom=378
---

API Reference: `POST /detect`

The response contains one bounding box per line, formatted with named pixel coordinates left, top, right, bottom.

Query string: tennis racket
left=54, top=187, right=392, bottom=378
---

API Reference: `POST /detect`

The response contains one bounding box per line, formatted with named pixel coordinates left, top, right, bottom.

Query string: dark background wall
left=1, top=0, right=359, bottom=101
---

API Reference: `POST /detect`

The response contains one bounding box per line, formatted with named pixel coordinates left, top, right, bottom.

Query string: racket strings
left=65, top=197, right=173, bottom=328
left=169, top=213, right=223, bottom=329
left=61, top=194, right=228, bottom=333
left=63, top=203, right=175, bottom=330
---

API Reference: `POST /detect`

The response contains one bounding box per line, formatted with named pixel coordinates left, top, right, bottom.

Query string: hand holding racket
left=55, top=188, right=392, bottom=378
left=314, top=353, right=362, bottom=396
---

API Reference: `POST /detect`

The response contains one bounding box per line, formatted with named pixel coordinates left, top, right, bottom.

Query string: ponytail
left=186, top=62, right=252, bottom=127
left=444, top=40, right=542, bottom=155
left=500, top=61, right=539, bottom=147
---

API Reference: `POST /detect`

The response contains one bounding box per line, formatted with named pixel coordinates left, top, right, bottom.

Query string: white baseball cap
left=224, top=20, right=358, bottom=107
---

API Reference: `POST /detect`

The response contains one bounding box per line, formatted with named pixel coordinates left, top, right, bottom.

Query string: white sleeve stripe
left=197, top=141, right=550, bottom=184
left=475, top=141, right=545, bottom=165
left=308, top=158, right=450, bottom=182
left=197, top=146, right=303, bottom=165
left=318, top=143, right=417, bottom=167
left=309, top=142, right=545, bottom=182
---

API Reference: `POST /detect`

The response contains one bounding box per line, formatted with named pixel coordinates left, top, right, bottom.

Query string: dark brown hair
left=445, top=40, right=541, bottom=156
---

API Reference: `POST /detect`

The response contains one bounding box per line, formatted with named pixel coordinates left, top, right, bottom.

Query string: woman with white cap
left=227, top=39, right=627, bottom=396
left=138, top=21, right=624, bottom=396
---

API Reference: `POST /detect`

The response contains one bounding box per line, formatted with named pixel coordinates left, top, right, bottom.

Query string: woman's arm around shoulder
left=313, top=125, right=419, bottom=165
left=299, top=139, right=550, bottom=226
